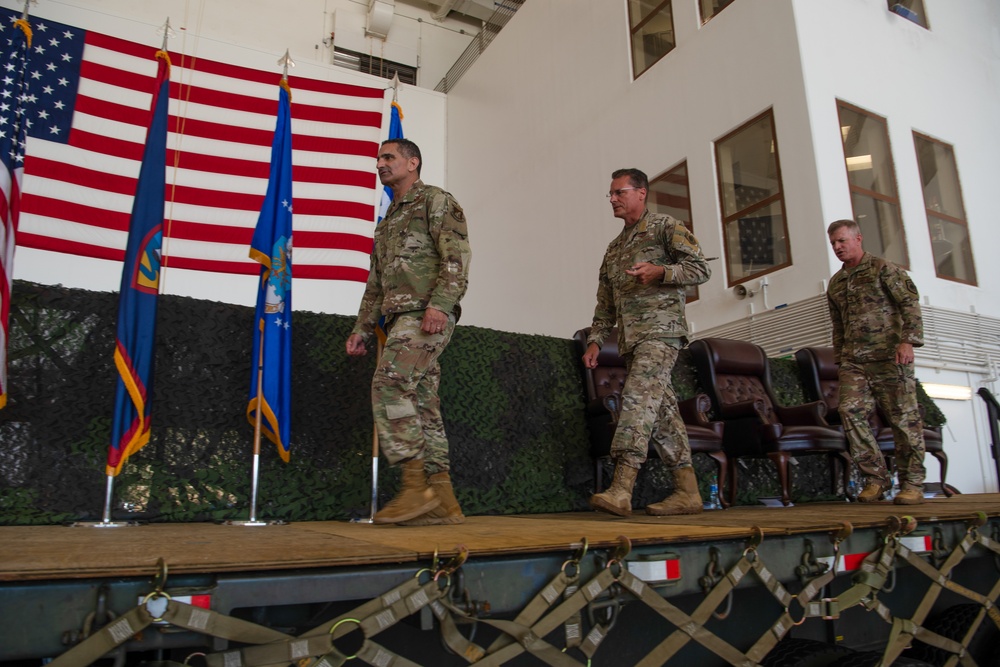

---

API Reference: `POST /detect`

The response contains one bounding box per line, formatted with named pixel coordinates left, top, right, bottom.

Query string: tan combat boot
left=373, top=458, right=441, bottom=524
left=857, top=483, right=888, bottom=503
left=589, top=463, right=638, bottom=517
left=893, top=487, right=924, bottom=505
left=400, top=471, right=466, bottom=525
left=646, top=466, right=703, bottom=516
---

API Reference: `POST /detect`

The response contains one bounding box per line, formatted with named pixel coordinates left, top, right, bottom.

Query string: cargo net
left=1, top=280, right=844, bottom=526
left=47, top=515, right=1000, bottom=667
left=0, top=281, right=598, bottom=524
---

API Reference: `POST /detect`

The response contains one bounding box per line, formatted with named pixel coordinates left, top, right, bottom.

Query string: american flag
left=3, top=7, right=384, bottom=281
left=738, top=217, right=774, bottom=267
left=0, top=12, right=31, bottom=409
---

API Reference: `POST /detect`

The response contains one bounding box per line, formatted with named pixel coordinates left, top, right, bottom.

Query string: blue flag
left=374, top=101, right=404, bottom=345
left=108, top=51, right=170, bottom=476
left=247, top=81, right=293, bottom=462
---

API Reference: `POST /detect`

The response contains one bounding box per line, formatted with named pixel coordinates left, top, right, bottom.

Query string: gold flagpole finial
left=157, top=18, right=175, bottom=52
left=277, top=49, right=295, bottom=81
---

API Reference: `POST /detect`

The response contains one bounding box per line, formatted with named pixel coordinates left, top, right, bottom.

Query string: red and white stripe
left=17, top=29, right=384, bottom=281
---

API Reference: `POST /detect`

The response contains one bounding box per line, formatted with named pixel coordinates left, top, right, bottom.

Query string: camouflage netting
left=0, top=281, right=945, bottom=525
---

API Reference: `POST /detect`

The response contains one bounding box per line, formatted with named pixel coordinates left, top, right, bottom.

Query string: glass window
left=700, top=0, right=736, bottom=24
left=714, top=110, right=791, bottom=286
left=836, top=101, right=908, bottom=267
left=628, top=1, right=675, bottom=78
left=648, top=161, right=699, bottom=302
left=914, top=133, right=976, bottom=284
left=887, top=1, right=928, bottom=29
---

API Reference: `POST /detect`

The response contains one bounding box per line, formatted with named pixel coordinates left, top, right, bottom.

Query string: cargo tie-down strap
left=46, top=516, right=1000, bottom=667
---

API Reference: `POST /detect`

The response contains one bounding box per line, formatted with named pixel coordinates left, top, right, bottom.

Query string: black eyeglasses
left=606, top=187, right=642, bottom=198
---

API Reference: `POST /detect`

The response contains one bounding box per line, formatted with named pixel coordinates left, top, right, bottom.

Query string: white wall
left=791, top=0, right=1000, bottom=494
left=446, top=0, right=832, bottom=339
left=443, top=0, right=1000, bottom=493
left=798, top=0, right=999, bottom=319
left=7, top=0, right=456, bottom=315
left=447, top=0, right=1000, bottom=340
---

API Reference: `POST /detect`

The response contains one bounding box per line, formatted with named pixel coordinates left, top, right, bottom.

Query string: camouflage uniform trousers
left=372, top=311, right=455, bottom=474
left=838, top=359, right=926, bottom=490
left=612, top=339, right=692, bottom=471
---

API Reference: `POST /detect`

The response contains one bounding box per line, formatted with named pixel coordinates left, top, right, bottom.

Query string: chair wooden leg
left=841, top=452, right=852, bottom=497
left=931, top=451, right=952, bottom=497
left=767, top=452, right=793, bottom=506
left=707, top=451, right=730, bottom=508
left=727, top=456, right=739, bottom=508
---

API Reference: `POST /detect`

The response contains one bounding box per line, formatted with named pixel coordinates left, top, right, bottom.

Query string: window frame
left=836, top=100, right=909, bottom=269
left=887, top=0, right=929, bottom=29
left=647, top=160, right=699, bottom=302
left=714, top=109, right=792, bottom=288
left=627, top=0, right=676, bottom=79
left=913, top=131, right=977, bottom=285
left=700, top=0, right=736, bottom=25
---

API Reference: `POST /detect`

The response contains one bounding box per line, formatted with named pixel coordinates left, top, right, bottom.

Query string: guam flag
left=107, top=51, right=170, bottom=476
left=246, top=80, right=293, bottom=462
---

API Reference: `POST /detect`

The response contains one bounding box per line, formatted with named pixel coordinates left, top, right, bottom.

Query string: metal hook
left=611, top=535, right=632, bottom=562
left=440, top=544, right=469, bottom=575
left=152, top=558, right=168, bottom=594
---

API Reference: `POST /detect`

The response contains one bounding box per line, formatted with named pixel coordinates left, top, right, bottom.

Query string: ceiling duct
left=432, top=0, right=498, bottom=22
left=366, top=0, right=395, bottom=39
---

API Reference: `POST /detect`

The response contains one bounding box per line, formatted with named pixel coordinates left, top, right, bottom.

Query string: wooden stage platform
left=3, top=495, right=1000, bottom=664
left=4, top=494, right=999, bottom=583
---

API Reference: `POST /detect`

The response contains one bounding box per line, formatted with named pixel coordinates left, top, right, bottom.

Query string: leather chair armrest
left=773, top=400, right=828, bottom=426
left=719, top=399, right=770, bottom=424
left=678, top=394, right=712, bottom=426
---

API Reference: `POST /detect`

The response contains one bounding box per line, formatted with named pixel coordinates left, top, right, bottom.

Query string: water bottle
left=884, top=474, right=898, bottom=501
left=705, top=475, right=721, bottom=510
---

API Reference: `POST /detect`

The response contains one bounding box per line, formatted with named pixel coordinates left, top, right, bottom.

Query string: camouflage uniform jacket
left=351, top=180, right=471, bottom=341
left=587, top=210, right=710, bottom=356
left=827, top=252, right=923, bottom=363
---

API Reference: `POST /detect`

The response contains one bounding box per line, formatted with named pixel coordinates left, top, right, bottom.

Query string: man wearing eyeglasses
left=583, top=168, right=711, bottom=516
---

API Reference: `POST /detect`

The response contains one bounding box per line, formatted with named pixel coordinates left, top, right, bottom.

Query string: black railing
left=978, top=387, right=1000, bottom=486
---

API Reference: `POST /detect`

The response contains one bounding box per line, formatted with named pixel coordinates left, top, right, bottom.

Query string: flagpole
left=70, top=475, right=140, bottom=527
left=248, top=318, right=266, bottom=523
left=366, top=343, right=384, bottom=523
left=355, top=91, right=403, bottom=522
left=226, top=51, right=294, bottom=528
left=72, top=16, right=175, bottom=531
left=229, top=320, right=268, bottom=526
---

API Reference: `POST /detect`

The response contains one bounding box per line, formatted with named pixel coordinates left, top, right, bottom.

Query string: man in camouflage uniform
left=583, top=168, right=711, bottom=517
left=346, top=138, right=471, bottom=525
left=827, top=219, right=926, bottom=505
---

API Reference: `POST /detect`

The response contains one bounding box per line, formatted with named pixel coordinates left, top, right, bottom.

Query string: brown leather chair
left=794, top=346, right=953, bottom=497
left=572, top=328, right=728, bottom=507
left=689, top=337, right=850, bottom=506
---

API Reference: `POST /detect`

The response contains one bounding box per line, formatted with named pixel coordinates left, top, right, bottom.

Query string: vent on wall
left=694, top=293, right=1000, bottom=373
left=333, top=47, right=417, bottom=85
